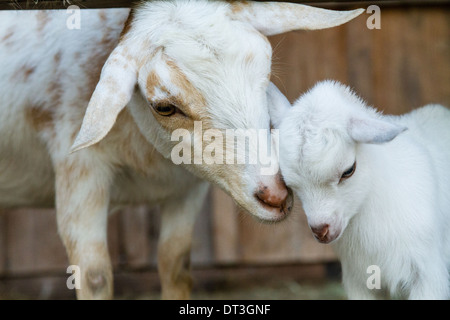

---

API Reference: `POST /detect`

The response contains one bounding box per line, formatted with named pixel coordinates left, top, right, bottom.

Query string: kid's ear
left=348, top=116, right=407, bottom=144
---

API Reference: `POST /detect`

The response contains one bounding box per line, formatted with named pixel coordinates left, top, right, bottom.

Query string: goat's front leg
left=157, top=182, right=210, bottom=300
left=55, top=155, right=113, bottom=300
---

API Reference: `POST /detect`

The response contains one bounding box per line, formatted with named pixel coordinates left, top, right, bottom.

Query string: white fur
left=0, top=1, right=363, bottom=299
left=271, top=80, right=450, bottom=299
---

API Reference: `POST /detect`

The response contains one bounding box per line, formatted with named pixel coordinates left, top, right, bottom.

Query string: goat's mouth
left=310, top=224, right=342, bottom=244
left=254, top=188, right=293, bottom=223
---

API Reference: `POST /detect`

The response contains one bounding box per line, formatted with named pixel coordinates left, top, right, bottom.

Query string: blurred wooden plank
left=414, top=9, right=450, bottom=106
left=4, top=208, right=122, bottom=275
left=269, top=15, right=360, bottom=101
left=346, top=13, right=375, bottom=105
left=0, top=274, right=75, bottom=300
left=0, top=263, right=329, bottom=299
left=5, top=209, right=68, bottom=275
left=237, top=203, right=336, bottom=264
left=191, top=188, right=214, bottom=266
left=118, top=206, right=157, bottom=269
left=0, top=210, right=5, bottom=275
left=107, top=210, right=121, bottom=268
left=211, top=187, right=240, bottom=265
left=0, top=0, right=449, bottom=10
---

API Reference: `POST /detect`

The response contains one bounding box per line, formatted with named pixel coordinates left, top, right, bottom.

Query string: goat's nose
left=311, top=224, right=330, bottom=242
left=255, top=174, right=289, bottom=208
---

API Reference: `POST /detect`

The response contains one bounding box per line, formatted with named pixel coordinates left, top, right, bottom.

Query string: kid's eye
left=339, top=161, right=356, bottom=183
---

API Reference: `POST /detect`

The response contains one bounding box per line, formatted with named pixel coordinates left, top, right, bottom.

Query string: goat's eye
left=153, top=103, right=177, bottom=116
left=340, top=161, right=356, bottom=183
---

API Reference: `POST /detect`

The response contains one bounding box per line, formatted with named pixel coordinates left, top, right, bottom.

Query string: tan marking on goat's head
left=165, top=59, right=207, bottom=117
left=146, top=69, right=162, bottom=97
left=26, top=105, right=54, bottom=131
left=144, top=57, right=210, bottom=132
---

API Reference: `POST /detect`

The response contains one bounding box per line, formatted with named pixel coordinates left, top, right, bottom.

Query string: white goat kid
left=0, top=1, right=363, bottom=299
left=268, top=81, right=450, bottom=299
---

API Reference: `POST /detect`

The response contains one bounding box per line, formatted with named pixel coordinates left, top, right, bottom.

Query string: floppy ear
left=229, top=1, right=364, bottom=36
left=70, top=46, right=138, bottom=153
left=267, top=82, right=291, bottom=128
left=348, top=116, right=407, bottom=144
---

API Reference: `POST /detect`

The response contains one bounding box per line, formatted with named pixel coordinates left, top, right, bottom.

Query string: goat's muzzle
left=255, top=174, right=293, bottom=222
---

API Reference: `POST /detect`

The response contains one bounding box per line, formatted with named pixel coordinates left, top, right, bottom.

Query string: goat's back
left=398, top=104, right=450, bottom=265
left=0, top=9, right=129, bottom=207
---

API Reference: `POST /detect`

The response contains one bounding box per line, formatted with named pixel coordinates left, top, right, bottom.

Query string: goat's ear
left=348, top=116, right=407, bottom=144
left=229, top=2, right=364, bottom=36
left=267, top=82, right=291, bottom=128
left=70, top=47, right=138, bottom=153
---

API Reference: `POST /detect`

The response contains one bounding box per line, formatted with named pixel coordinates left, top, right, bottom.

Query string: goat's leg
left=55, top=156, right=113, bottom=300
left=157, top=182, right=210, bottom=300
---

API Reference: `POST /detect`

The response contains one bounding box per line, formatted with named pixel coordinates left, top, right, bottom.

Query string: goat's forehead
left=135, top=0, right=272, bottom=62
left=282, top=126, right=353, bottom=186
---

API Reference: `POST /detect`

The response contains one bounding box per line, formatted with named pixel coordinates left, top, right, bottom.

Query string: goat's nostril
left=311, top=224, right=330, bottom=240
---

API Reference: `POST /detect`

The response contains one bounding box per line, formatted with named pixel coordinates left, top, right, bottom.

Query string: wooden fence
left=0, top=2, right=449, bottom=299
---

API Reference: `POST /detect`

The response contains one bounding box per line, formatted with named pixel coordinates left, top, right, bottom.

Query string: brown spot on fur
left=12, top=65, right=37, bottom=82
left=36, top=11, right=49, bottom=33
left=54, top=51, right=62, bottom=65
left=26, top=105, right=54, bottom=131
left=2, top=30, right=13, bottom=42
left=119, top=9, right=135, bottom=42
left=98, top=10, right=107, bottom=22
left=228, top=0, right=249, bottom=15
left=80, top=33, right=118, bottom=103
left=23, top=66, right=35, bottom=80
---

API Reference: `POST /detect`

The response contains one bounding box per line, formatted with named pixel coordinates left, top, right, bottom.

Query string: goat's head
left=71, top=1, right=364, bottom=222
left=270, top=81, right=407, bottom=240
